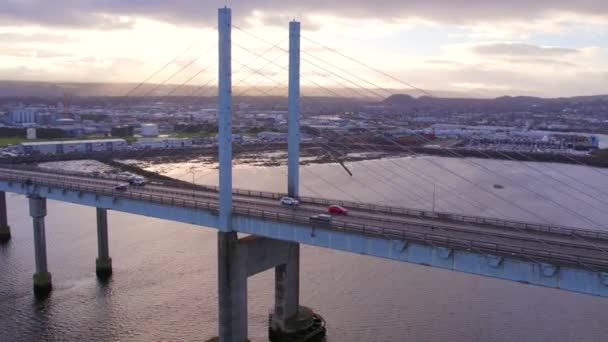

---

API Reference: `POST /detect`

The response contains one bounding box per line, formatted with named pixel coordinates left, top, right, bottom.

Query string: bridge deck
left=1, top=166, right=607, bottom=273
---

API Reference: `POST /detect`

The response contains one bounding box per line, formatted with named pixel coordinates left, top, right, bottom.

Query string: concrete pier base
left=33, top=272, right=52, bottom=298
left=96, top=257, right=113, bottom=279
left=96, top=208, right=112, bottom=279
left=0, top=191, right=10, bottom=243
left=216, top=234, right=324, bottom=342
left=30, top=196, right=52, bottom=298
left=272, top=243, right=300, bottom=330
left=269, top=243, right=326, bottom=342
left=0, top=224, right=10, bottom=243
left=269, top=306, right=326, bottom=342
left=217, top=231, right=248, bottom=342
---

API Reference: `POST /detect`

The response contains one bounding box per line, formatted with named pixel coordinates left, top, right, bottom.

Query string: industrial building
left=141, top=123, right=159, bottom=137
left=133, top=137, right=192, bottom=149
left=18, top=139, right=127, bottom=155
left=111, top=125, right=134, bottom=137
left=9, top=108, right=36, bottom=124
left=257, top=131, right=288, bottom=141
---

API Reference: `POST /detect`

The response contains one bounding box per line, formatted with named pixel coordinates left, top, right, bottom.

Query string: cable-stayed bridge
left=1, top=7, right=607, bottom=342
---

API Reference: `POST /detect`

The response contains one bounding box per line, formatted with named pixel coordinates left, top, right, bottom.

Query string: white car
left=310, top=214, right=332, bottom=223
left=128, top=176, right=147, bottom=186
left=280, top=197, right=299, bottom=206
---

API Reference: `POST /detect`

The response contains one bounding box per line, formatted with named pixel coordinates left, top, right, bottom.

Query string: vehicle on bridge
left=310, top=214, right=332, bottom=223
left=114, top=183, right=129, bottom=192
left=280, top=197, right=299, bottom=206
left=328, top=205, right=348, bottom=215
left=128, top=176, right=147, bottom=186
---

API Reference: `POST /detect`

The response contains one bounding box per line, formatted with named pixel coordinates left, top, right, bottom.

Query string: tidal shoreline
left=2, top=141, right=606, bottom=170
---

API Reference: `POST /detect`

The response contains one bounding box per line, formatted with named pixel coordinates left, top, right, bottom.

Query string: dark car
left=114, top=183, right=129, bottom=192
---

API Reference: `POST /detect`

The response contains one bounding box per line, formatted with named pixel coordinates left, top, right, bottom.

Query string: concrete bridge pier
left=0, top=191, right=10, bottom=243
left=217, top=232, right=248, bottom=341
left=95, top=208, right=112, bottom=279
left=29, top=196, right=52, bottom=298
left=269, top=244, right=325, bottom=342
left=270, top=243, right=300, bottom=331
left=216, top=233, right=325, bottom=342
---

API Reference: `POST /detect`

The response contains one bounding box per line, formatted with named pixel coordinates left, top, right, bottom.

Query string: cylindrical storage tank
left=26, top=128, right=37, bottom=140
left=141, top=123, right=159, bottom=137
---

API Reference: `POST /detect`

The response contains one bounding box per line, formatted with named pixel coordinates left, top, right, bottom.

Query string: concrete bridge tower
left=214, top=8, right=325, bottom=342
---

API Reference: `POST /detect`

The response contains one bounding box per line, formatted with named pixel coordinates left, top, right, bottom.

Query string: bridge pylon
left=214, top=8, right=325, bottom=342
left=268, top=19, right=326, bottom=342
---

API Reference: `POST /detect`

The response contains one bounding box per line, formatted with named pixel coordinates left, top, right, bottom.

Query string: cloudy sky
left=0, top=0, right=607, bottom=97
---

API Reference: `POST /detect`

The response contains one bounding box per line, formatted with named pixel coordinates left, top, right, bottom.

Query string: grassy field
left=0, top=137, right=28, bottom=147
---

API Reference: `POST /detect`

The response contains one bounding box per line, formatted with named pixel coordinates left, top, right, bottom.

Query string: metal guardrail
left=154, top=179, right=608, bottom=242
left=231, top=206, right=608, bottom=271
left=0, top=171, right=220, bottom=212
left=1, top=170, right=607, bottom=271
left=3, top=165, right=607, bottom=242
left=0, top=168, right=585, bottom=249
left=2, top=167, right=599, bottom=252
left=294, top=195, right=608, bottom=241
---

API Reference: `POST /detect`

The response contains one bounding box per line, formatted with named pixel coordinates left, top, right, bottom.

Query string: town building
left=133, top=137, right=193, bottom=149
left=9, top=108, right=35, bottom=124
left=18, top=139, right=127, bottom=155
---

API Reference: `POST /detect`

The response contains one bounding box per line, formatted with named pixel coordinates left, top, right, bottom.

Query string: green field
left=0, top=137, right=28, bottom=147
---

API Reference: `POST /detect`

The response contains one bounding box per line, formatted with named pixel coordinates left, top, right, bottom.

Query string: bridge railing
left=232, top=206, right=608, bottom=271
left=0, top=171, right=221, bottom=212
left=2, top=171, right=607, bottom=271
left=2, top=165, right=607, bottom=242
left=1, top=169, right=593, bottom=251
left=293, top=195, right=608, bottom=241
left=140, top=175, right=608, bottom=241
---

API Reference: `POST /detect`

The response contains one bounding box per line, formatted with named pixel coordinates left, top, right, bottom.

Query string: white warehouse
left=133, top=137, right=193, bottom=149
left=141, top=123, right=159, bottom=137
left=18, top=139, right=127, bottom=155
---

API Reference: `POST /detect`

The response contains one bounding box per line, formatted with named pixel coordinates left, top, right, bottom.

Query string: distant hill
left=0, top=80, right=606, bottom=113
left=384, top=94, right=415, bottom=106
left=383, top=94, right=608, bottom=114
left=0, top=80, right=213, bottom=98
left=0, top=80, right=502, bottom=99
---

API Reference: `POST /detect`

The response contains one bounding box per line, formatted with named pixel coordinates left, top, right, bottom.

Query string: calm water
left=2, top=156, right=608, bottom=341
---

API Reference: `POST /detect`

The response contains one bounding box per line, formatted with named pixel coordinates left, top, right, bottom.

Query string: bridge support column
left=269, top=243, right=325, bottom=342
left=0, top=191, right=10, bottom=243
left=95, top=208, right=112, bottom=279
left=29, top=196, right=52, bottom=298
left=217, top=231, right=248, bottom=342
left=214, top=235, right=324, bottom=342
left=271, top=243, right=300, bottom=330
